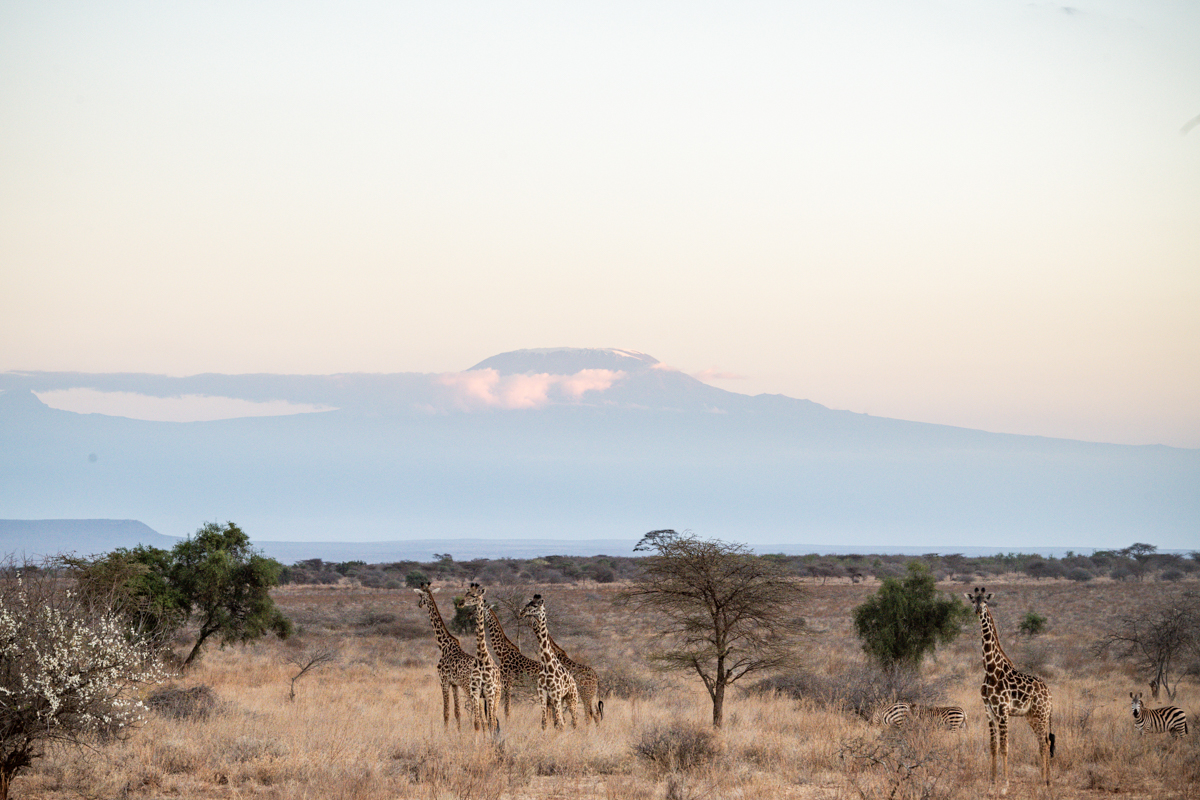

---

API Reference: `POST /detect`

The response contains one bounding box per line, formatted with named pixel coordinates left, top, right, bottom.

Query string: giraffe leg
left=541, top=694, right=550, bottom=730
left=502, top=680, right=511, bottom=719
left=441, top=679, right=452, bottom=727
left=567, top=692, right=579, bottom=729
left=552, top=698, right=565, bottom=729
left=1029, top=714, right=1052, bottom=786
left=997, top=715, right=1009, bottom=796
left=987, top=717, right=998, bottom=784
left=452, top=683, right=463, bottom=730
left=584, top=686, right=597, bottom=725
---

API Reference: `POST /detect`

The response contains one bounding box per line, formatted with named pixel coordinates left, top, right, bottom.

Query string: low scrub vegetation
left=7, top=554, right=1200, bottom=799
left=279, top=543, right=1200, bottom=589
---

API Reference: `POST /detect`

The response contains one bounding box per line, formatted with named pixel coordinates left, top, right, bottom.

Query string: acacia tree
left=852, top=562, right=967, bottom=672
left=0, top=561, right=167, bottom=799
left=618, top=530, right=804, bottom=728
left=1095, top=590, right=1200, bottom=700
left=171, top=522, right=292, bottom=666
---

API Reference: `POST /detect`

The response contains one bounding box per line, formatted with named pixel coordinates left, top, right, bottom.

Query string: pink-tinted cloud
left=436, top=368, right=626, bottom=410
left=437, top=369, right=503, bottom=409
left=558, top=369, right=624, bottom=399
left=498, top=373, right=557, bottom=409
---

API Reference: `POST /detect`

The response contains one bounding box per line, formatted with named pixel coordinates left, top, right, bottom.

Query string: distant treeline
left=278, top=543, right=1199, bottom=589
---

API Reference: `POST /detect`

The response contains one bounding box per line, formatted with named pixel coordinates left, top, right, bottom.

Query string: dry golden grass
left=16, top=578, right=1200, bottom=799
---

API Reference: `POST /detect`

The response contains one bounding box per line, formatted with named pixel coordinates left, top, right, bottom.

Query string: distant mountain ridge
left=0, top=519, right=181, bottom=558
left=2, top=348, right=1197, bottom=550
left=0, top=518, right=1118, bottom=562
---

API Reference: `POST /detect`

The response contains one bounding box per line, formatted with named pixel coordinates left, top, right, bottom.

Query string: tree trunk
left=183, top=626, right=217, bottom=667
left=712, top=680, right=725, bottom=728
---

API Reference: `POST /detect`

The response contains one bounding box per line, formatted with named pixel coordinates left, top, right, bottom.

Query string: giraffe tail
left=1049, top=731, right=1056, bottom=758
left=597, top=699, right=604, bottom=722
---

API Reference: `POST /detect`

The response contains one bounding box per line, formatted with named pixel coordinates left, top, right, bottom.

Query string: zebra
left=1130, top=692, right=1188, bottom=739
left=878, top=702, right=967, bottom=730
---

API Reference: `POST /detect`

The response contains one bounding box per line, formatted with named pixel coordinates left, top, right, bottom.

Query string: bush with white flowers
left=0, top=566, right=168, bottom=799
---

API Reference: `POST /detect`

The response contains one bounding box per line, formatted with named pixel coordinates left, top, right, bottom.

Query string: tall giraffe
left=966, top=587, right=1055, bottom=792
left=484, top=605, right=541, bottom=718
left=461, top=583, right=502, bottom=734
left=548, top=632, right=603, bottom=724
left=414, top=582, right=476, bottom=729
left=519, top=594, right=580, bottom=729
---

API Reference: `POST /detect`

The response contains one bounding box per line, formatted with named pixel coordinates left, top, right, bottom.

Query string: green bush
left=1019, top=611, right=1048, bottom=637
left=852, top=562, right=968, bottom=671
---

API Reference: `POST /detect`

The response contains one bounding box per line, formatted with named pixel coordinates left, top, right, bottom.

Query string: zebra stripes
left=879, top=702, right=967, bottom=730
left=1131, top=692, right=1188, bottom=739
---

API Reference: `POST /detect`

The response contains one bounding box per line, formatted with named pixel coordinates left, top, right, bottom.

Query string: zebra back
left=1131, top=692, right=1188, bottom=738
left=879, top=702, right=966, bottom=730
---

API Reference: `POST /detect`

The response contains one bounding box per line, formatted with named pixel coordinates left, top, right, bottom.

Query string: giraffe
left=413, top=581, right=476, bottom=729
left=483, top=604, right=541, bottom=718
left=966, top=587, right=1054, bottom=792
left=519, top=594, right=580, bottom=729
left=548, top=632, right=603, bottom=724
left=461, top=583, right=502, bottom=734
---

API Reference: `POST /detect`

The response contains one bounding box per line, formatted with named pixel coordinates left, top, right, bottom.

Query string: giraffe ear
left=985, top=593, right=993, bottom=601
left=963, top=592, right=973, bottom=601
left=431, top=587, right=441, bottom=594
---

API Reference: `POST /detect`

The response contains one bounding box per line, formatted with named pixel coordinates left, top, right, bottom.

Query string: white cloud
left=34, top=389, right=336, bottom=422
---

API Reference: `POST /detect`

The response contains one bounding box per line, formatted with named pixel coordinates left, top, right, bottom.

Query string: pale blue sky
left=2, top=1, right=1198, bottom=446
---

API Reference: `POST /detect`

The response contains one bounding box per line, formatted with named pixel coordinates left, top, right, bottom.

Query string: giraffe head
left=964, top=586, right=993, bottom=616
left=1131, top=691, right=1144, bottom=717
left=519, top=593, right=547, bottom=623
left=462, top=582, right=486, bottom=609
left=413, top=581, right=439, bottom=609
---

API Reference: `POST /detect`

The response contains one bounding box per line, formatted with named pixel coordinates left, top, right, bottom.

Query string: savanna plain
left=18, top=577, right=1199, bottom=800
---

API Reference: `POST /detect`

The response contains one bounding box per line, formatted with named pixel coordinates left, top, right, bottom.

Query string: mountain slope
left=1, top=349, right=1196, bottom=549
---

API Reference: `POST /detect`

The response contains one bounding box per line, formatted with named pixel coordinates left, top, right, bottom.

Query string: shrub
left=634, top=723, right=720, bottom=772
left=0, top=563, right=168, bottom=798
left=1019, top=611, right=1048, bottom=637
left=1067, top=568, right=1094, bottom=582
left=146, top=685, right=218, bottom=721
left=852, top=562, right=968, bottom=671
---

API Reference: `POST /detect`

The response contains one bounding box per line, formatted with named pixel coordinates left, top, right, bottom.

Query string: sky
left=2, top=0, right=1198, bottom=448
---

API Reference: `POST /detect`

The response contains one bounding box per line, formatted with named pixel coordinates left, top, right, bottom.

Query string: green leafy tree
left=63, top=545, right=187, bottom=644
left=170, top=522, right=292, bottom=666
left=852, top=562, right=967, bottom=671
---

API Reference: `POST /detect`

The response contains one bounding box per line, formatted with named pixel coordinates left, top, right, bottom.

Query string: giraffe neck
left=473, top=600, right=490, bottom=661
left=548, top=633, right=577, bottom=667
left=532, top=615, right=556, bottom=666
left=423, top=592, right=460, bottom=656
left=979, top=607, right=1014, bottom=675
left=486, top=607, right=518, bottom=657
